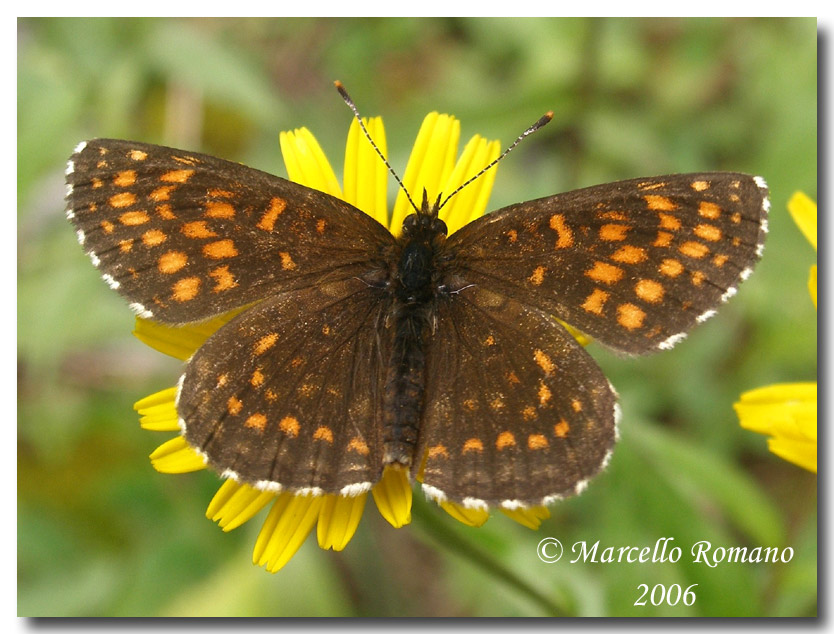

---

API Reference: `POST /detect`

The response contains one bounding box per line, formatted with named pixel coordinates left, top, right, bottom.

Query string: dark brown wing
left=178, top=277, right=394, bottom=494
left=66, top=139, right=395, bottom=324
left=445, top=173, right=769, bottom=354
left=417, top=286, right=618, bottom=508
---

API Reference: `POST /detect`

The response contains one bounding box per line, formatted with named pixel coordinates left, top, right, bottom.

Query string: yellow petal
left=500, top=505, right=551, bottom=530
left=735, top=382, right=817, bottom=436
left=343, top=116, right=389, bottom=227
left=440, top=500, right=490, bottom=527
left=279, top=128, right=342, bottom=197
left=253, top=493, right=324, bottom=572
left=391, top=113, right=460, bottom=234
left=371, top=466, right=412, bottom=528
left=809, top=265, right=817, bottom=309
left=206, top=479, right=275, bottom=532
left=735, top=382, right=817, bottom=473
left=133, top=308, right=245, bottom=360
left=149, top=436, right=207, bottom=473
left=787, top=191, right=817, bottom=251
left=317, top=493, right=368, bottom=551
left=768, top=436, right=817, bottom=474
left=134, top=387, right=179, bottom=431
left=441, top=136, right=501, bottom=235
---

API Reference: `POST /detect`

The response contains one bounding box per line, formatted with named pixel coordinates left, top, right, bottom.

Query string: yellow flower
left=734, top=192, right=817, bottom=473
left=134, top=113, right=553, bottom=573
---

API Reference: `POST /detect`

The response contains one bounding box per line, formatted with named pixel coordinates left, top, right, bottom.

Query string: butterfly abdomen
left=382, top=218, right=446, bottom=466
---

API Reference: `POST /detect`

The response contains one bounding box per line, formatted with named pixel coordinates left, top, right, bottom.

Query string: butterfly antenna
left=335, top=81, right=421, bottom=214
left=437, top=110, right=554, bottom=212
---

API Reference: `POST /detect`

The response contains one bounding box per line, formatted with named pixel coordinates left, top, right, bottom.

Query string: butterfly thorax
left=382, top=212, right=448, bottom=467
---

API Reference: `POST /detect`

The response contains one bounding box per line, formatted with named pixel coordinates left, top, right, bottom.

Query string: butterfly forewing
left=178, top=277, right=393, bottom=493
left=418, top=286, right=618, bottom=507
left=447, top=173, right=768, bottom=354
left=66, top=139, right=394, bottom=324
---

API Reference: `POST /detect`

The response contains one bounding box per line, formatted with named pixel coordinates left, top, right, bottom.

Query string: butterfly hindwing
left=417, top=285, right=618, bottom=507
left=66, top=139, right=395, bottom=324
left=446, top=173, right=768, bottom=354
left=177, top=276, right=394, bottom=494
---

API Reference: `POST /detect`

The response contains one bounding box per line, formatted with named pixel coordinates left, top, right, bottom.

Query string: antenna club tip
left=545, top=111, right=554, bottom=120
left=334, top=80, right=344, bottom=89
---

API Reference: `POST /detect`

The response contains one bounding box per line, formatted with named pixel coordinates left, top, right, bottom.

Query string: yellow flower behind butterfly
left=734, top=192, right=817, bottom=473
left=134, top=113, right=552, bottom=573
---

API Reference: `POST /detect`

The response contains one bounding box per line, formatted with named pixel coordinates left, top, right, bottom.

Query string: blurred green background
left=18, top=17, right=816, bottom=617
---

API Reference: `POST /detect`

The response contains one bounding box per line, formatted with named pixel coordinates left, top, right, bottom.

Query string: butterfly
left=65, top=110, right=768, bottom=511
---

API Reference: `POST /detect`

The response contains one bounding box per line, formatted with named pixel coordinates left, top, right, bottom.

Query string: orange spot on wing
left=110, top=192, right=137, bottom=208
left=644, top=194, right=678, bottom=211
left=208, top=188, right=234, bottom=198
left=181, top=221, right=217, bottom=239
left=205, top=202, right=236, bottom=219
left=528, top=265, right=546, bottom=286
left=534, top=349, right=555, bottom=375
left=653, top=231, right=673, bottom=247
left=428, top=445, right=449, bottom=459
left=257, top=197, right=287, bottom=232
left=635, top=279, right=665, bottom=303
left=694, top=224, right=722, bottom=242
left=114, top=170, right=136, bottom=187
left=142, top=229, right=167, bottom=247
left=150, top=186, right=175, bottom=202
left=462, top=438, right=484, bottom=453
left=156, top=204, right=176, bottom=220
left=227, top=396, right=243, bottom=416
left=172, top=276, right=200, bottom=302
left=100, top=220, right=114, bottom=234
left=586, top=261, right=624, bottom=284
left=549, top=214, right=574, bottom=248
left=538, top=382, right=552, bottom=406
left=554, top=420, right=570, bottom=438
left=160, top=169, right=194, bottom=184
left=528, top=434, right=549, bottom=450
left=158, top=251, right=188, bottom=274
left=658, top=212, right=681, bottom=231
left=571, top=399, right=583, bottom=412
left=679, top=241, right=709, bottom=259
left=712, top=254, right=729, bottom=267
left=119, top=210, right=149, bottom=225
left=314, top=426, right=334, bottom=443
left=496, top=431, right=516, bottom=450
left=348, top=437, right=370, bottom=455
left=254, top=333, right=278, bottom=355
left=581, top=288, right=609, bottom=315
left=617, top=303, right=646, bottom=330
left=522, top=406, right=537, bottom=420
left=698, top=201, right=722, bottom=219
left=210, top=265, right=237, bottom=292
left=611, top=245, right=647, bottom=264
left=129, top=150, right=148, bottom=161
left=279, top=252, right=296, bottom=270
left=691, top=180, right=710, bottom=191
left=245, top=413, right=268, bottom=431
left=279, top=416, right=300, bottom=437
left=118, top=239, right=133, bottom=253
left=203, top=239, right=238, bottom=259
left=316, top=218, right=327, bottom=234
left=599, top=223, right=630, bottom=241
left=250, top=369, right=265, bottom=387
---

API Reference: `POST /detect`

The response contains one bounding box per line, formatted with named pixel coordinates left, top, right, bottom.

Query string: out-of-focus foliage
left=18, top=17, right=816, bottom=616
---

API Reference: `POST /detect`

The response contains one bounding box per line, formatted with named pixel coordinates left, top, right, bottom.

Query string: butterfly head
left=401, top=189, right=448, bottom=239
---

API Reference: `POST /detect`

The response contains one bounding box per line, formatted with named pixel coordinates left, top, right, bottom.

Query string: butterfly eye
left=430, top=217, right=448, bottom=237
left=401, top=214, right=419, bottom=236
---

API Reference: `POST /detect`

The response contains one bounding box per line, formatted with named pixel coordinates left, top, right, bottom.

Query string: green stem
left=413, top=497, right=573, bottom=616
